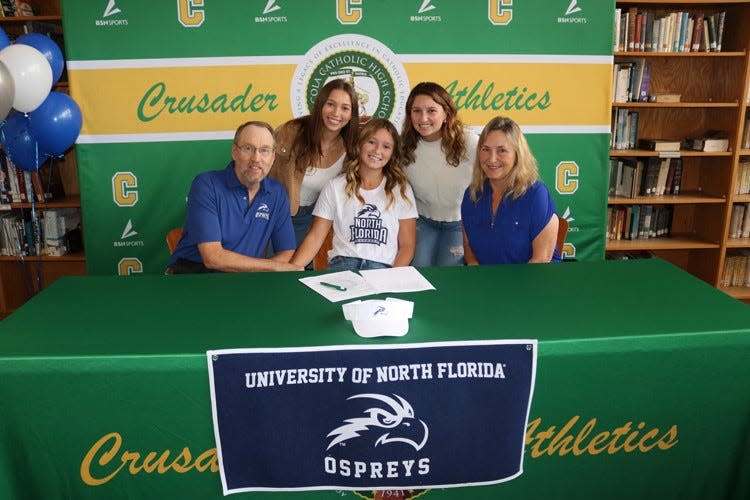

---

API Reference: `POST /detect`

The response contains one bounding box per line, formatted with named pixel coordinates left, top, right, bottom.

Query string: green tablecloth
left=1, top=260, right=749, bottom=499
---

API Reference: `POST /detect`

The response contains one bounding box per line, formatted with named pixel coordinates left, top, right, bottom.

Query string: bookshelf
left=610, top=1, right=750, bottom=303
left=0, top=0, right=84, bottom=319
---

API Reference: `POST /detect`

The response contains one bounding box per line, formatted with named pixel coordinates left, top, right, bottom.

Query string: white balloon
left=0, top=60, right=14, bottom=121
left=0, top=44, right=52, bottom=113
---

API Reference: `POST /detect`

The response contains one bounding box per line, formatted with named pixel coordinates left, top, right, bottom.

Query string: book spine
left=716, top=11, right=725, bottom=51
left=671, top=158, right=683, bottom=195
left=614, top=8, right=621, bottom=52
left=707, top=14, right=717, bottom=52
left=691, top=13, right=704, bottom=52
left=742, top=203, right=750, bottom=238
left=644, top=12, right=654, bottom=52
left=627, top=8, right=637, bottom=51
left=634, top=13, right=642, bottom=52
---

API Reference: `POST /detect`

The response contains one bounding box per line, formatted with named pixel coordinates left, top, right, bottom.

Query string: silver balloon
left=0, top=60, right=13, bottom=122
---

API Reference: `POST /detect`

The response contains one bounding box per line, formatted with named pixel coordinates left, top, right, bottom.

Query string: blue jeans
left=328, top=256, right=391, bottom=271
left=412, top=216, right=464, bottom=267
left=292, top=205, right=315, bottom=270
left=292, top=205, right=314, bottom=247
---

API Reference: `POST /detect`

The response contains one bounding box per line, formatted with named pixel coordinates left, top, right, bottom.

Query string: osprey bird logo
left=326, top=393, right=429, bottom=451
left=357, top=204, right=381, bottom=218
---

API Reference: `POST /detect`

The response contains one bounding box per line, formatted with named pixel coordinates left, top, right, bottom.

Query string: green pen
left=320, top=281, right=347, bottom=291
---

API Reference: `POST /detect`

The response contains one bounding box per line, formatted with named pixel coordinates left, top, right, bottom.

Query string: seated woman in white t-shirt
left=291, top=118, right=418, bottom=271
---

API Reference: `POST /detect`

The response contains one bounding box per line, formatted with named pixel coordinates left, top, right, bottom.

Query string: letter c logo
left=337, top=0, right=362, bottom=25
left=118, top=258, right=143, bottom=276
left=556, top=161, right=579, bottom=195
left=113, top=172, right=138, bottom=207
left=489, top=0, right=512, bottom=25
left=177, top=0, right=205, bottom=27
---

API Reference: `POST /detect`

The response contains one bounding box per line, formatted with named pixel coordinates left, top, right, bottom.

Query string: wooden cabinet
left=0, top=0, right=85, bottom=319
left=609, top=1, right=750, bottom=302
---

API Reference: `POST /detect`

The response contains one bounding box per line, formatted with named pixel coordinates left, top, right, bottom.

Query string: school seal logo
left=290, top=34, right=410, bottom=128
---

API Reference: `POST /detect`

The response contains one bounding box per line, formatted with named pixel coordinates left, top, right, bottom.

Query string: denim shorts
left=328, top=255, right=391, bottom=271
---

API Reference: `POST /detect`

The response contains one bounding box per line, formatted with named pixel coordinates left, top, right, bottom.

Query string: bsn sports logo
left=350, top=204, right=387, bottom=245
left=114, top=219, right=144, bottom=248
left=325, top=393, right=430, bottom=480
left=558, top=0, right=586, bottom=24
left=411, top=0, right=441, bottom=23
left=290, top=34, right=410, bottom=129
left=255, top=0, right=286, bottom=23
left=120, top=219, right=137, bottom=239
left=96, top=0, right=128, bottom=26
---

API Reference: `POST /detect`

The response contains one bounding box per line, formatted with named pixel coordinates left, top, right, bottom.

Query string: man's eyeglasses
left=236, top=144, right=274, bottom=158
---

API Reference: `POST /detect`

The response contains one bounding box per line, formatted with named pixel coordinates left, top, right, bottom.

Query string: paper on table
left=359, top=266, right=436, bottom=293
left=298, top=271, right=377, bottom=302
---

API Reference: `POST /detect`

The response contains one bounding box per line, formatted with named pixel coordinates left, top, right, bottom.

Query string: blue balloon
left=0, top=28, right=9, bottom=51
left=16, top=33, right=64, bottom=85
left=28, top=92, right=82, bottom=156
left=1, top=112, right=46, bottom=171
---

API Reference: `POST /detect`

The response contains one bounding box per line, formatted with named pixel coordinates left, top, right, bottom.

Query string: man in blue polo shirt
left=168, top=121, right=302, bottom=273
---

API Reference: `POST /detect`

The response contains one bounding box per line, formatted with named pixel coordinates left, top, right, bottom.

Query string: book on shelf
left=729, top=203, right=750, bottom=239
left=614, top=8, right=621, bottom=52
left=649, top=93, right=681, bottom=103
left=0, top=0, right=15, bottom=17
left=615, top=159, right=636, bottom=198
left=43, top=208, right=82, bottom=256
left=1, top=152, right=66, bottom=203
left=683, top=130, right=730, bottom=152
left=639, top=139, right=681, bottom=152
left=613, top=63, right=633, bottom=103
left=671, top=158, right=683, bottom=195
left=640, top=158, right=660, bottom=195
left=722, top=251, right=750, bottom=288
left=714, top=11, right=726, bottom=51
left=738, top=161, right=750, bottom=195
left=627, top=7, right=637, bottom=51
left=730, top=204, right=745, bottom=239
left=742, top=119, right=750, bottom=149
left=15, top=1, right=33, bottom=16
left=637, top=62, right=651, bottom=101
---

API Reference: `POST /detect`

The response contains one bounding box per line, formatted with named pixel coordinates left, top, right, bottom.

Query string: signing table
left=1, top=260, right=749, bottom=499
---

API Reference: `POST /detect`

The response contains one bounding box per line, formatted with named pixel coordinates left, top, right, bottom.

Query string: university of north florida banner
left=62, top=0, right=613, bottom=275
left=207, top=340, right=537, bottom=494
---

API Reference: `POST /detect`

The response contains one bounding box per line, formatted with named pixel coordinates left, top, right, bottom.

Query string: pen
left=320, top=281, right=347, bottom=291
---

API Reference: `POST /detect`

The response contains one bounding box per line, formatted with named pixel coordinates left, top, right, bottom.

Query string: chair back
left=556, top=217, right=568, bottom=256
left=166, top=227, right=183, bottom=254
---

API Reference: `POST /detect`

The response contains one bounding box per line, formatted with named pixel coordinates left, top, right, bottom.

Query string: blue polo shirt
left=461, top=180, right=561, bottom=264
left=168, top=162, right=295, bottom=268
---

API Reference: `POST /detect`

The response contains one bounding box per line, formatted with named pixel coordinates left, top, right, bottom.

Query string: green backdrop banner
left=62, top=0, right=613, bottom=275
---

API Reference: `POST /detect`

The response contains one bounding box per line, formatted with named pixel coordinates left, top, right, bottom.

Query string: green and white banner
left=62, top=0, right=613, bottom=275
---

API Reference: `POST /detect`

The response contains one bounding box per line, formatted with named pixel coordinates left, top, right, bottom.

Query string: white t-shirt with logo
left=313, top=175, right=418, bottom=266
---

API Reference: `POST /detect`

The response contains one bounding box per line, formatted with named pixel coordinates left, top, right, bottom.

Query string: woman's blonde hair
left=401, top=82, right=467, bottom=167
left=343, top=119, right=411, bottom=209
left=468, top=116, right=539, bottom=202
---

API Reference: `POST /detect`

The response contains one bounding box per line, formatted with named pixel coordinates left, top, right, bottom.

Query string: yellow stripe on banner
left=69, top=65, right=296, bottom=135
left=70, top=61, right=610, bottom=136
left=404, top=62, right=611, bottom=126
